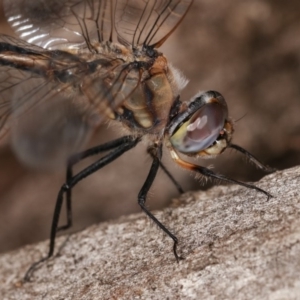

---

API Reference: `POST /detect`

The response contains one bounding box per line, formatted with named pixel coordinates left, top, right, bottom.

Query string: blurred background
left=0, top=0, right=300, bottom=254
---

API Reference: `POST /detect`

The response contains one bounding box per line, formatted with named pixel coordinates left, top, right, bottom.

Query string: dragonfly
left=0, top=0, right=274, bottom=281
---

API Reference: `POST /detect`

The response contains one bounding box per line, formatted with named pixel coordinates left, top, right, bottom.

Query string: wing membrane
left=0, top=35, right=141, bottom=167
left=10, top=79, right=95, bottom=169
left=4, top=0, right=193, bottom=50
left=3, top=0, right=114, bottom=50
left=0, top=40, right=96, bottom=168
left=115, top=0, right=193, bottom=47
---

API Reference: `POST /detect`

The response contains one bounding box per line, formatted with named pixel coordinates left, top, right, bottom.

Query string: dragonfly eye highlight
left=170, top=102, right=227, bottom=154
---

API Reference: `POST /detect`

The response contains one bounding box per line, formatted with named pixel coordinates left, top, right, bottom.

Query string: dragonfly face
left=168, top=91, right=233, bottom=157
left=0, top=0, right=273, bottom=281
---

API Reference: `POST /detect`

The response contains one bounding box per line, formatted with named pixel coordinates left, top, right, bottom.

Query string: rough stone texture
left=0, top=166, right=300, bottom=300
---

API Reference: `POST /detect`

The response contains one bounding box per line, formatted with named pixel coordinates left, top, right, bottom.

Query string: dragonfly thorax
left=115, top=54, right=176, bottom=135
left=78, top=41, right=182, bottom=137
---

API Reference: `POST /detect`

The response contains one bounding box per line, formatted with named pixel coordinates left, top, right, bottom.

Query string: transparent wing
left=4, top=0, right=193, bottom=50
left=115, top=0, right=193, bottom=48
left=3, top=0, right=114, bottom=50
left=10, top=80, right=96, bottom=169
left=0, top=43, right=96, bottom=168
left=0, top=35, right=140, bottom=169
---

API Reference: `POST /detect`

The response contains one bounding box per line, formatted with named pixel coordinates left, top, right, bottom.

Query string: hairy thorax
left=81, top=41, right=187, bottom=138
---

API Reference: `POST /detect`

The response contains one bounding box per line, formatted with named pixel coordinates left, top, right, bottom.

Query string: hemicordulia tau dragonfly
left=0, top=0, right=274, bottom=281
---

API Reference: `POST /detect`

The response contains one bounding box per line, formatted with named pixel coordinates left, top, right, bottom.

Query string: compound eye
left=170, top=102, right=226, bottom=153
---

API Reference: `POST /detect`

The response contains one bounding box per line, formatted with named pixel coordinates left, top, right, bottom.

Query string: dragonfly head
left=168, top=91, right=234, bottom=158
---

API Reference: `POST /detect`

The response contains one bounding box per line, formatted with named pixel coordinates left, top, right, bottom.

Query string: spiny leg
left=139, top=144, right=183, bottom=262
left=56, top=135, right=136, bottom=232
left=24, top=136, right=140, bottom=281
left=170, top=149, right=273, bottom=199
left=56, top=166, right=73, bottom=232
left=147, top=146, right=184, bottom=194
left=229, top=144, right=276, bottom=173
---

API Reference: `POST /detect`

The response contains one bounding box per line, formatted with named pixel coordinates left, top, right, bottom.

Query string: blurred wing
left=0, top=71, right=97, bottom=170
left=10, top=81, right=96, bottom=169
left=3, top=0, right=113, bottom=50
left=0, top=35, right=141, bottom=168
left=115, top=0, right=193, bottom=48
left=0, top=36, right=97, bottom=169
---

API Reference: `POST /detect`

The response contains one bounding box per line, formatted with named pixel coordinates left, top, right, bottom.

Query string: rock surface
left=0, top=166, right=300, bottom=300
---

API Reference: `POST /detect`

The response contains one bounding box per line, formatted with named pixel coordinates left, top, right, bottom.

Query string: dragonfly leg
left=24, top=135, right=140, bottom=282
left=229, top=143, right=276, bottom=173
left=56, top=165, right=73, bottom=232
left=170, top=149, right=273, bottom=200
left=139, top=144, right=184, bottom=262
left=148, top=146, right=184, bottom=194
left=57, top=135, right=136, bottom=232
